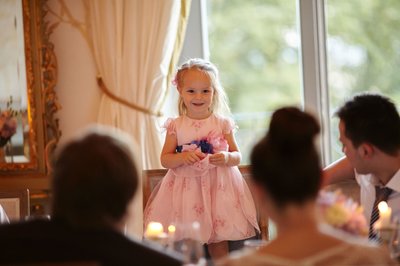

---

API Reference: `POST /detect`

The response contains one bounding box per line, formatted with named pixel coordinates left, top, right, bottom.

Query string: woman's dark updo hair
left=250, top=107, right=321, bottom=207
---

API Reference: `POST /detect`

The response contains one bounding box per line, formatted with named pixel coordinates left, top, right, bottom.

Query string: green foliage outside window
left=208, top=0, right=301, bottom=163
left=208, top=0, right=400, bottom=163
left=326, top=0, right=400, bottom=161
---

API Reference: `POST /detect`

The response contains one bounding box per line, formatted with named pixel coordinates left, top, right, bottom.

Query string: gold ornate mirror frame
left=0, top=0, right=60, bottom=179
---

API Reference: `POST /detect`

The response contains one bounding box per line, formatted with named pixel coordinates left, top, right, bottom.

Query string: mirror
left=0, top=0, right=60, bottom=177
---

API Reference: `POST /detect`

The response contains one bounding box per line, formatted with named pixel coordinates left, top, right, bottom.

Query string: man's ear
left=358, top=143, right=374, bottom=158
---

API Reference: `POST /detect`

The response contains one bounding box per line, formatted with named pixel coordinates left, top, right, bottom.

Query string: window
left=178, top=0, right=400, bottom=166
left=325, top=0, right=400, bottom=162
left=207, top=0, right=301, bottom=163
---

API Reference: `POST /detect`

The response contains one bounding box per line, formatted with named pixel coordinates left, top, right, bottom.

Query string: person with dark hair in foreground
left=0, top=126, right=182, bottom=266
left=325, top=94, right=400, bottom=241
left=218, top=107, right=395, bottom=265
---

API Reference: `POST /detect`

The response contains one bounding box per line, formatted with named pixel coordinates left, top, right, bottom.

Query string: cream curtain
left=88, top=0, right=187, bottom=236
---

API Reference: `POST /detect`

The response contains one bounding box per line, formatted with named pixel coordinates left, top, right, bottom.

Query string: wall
left=48, top=0, right=100, bottom=146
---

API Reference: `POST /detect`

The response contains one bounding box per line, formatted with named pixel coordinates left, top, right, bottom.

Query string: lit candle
left=145, top=222, right=164, bottom=239
left=168, top=224, right=176, bottom=238
left=167, top=224, right=176, bottom=249
left=378, top=201, right=392, bottom=227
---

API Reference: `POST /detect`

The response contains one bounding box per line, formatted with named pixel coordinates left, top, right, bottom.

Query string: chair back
left=9, top=262, right=100, bottom=266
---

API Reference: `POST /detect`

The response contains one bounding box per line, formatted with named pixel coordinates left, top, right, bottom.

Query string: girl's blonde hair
left=174, top=58, right=231, bottom=116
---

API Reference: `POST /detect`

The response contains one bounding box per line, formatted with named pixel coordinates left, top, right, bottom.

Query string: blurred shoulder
left=216, top=249, right=258, bottom=266
left=344, top=241, right=396, bottom=265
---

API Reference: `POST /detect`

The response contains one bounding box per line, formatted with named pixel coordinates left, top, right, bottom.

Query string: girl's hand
left=209, top=152, right=229, bottom=166
left=181, top=150, right=206, bottom=165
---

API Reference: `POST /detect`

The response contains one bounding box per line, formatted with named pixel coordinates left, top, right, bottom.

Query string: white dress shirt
left=355, top=168, right=400, bottom=224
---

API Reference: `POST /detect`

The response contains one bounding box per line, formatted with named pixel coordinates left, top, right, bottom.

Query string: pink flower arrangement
left=317, top=190, right=368, bottom=236
left=206, top=131, right=228, bottom=153
left=0, top=97, right=18, bottom=148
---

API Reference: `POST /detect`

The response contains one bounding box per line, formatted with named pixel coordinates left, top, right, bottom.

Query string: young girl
left=144, top=58, right=259, bottom=259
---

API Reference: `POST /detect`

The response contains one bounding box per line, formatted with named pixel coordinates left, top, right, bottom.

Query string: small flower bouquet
left=317, top=190, right=368, bottom=236
left=0, top=97, right=18, bottom=148
left=176, top=131, right=229, bottom=154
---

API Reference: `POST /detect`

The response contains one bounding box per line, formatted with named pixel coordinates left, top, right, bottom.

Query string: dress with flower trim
left=144, top=114, right=260, bottom=244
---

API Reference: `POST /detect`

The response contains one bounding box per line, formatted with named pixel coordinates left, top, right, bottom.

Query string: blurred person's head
left=51, top=126, right=139, bottom=230
left=251, top=107, right=321, bottom=217
left=336, top=93, right=400, bottom=174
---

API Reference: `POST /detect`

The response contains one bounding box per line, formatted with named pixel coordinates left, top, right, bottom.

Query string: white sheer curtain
left=88, top=0, right=182, bottom=235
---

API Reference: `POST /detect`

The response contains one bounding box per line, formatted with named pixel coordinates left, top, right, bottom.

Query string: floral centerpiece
left=0, top=97, right=18, bottom=148
left=317, top=190, right=368, bottom=236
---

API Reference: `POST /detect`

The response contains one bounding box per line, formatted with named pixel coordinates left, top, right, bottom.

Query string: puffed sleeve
left=222, top=117, right=238, bottom=134
left=162, top=118, right=177, bottom=135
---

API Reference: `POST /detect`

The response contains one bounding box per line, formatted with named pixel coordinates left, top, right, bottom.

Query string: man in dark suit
left=0, top=126, right=182, bottom=266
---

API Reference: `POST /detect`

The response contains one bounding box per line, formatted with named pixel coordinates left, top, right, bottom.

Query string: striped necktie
left=368, top=186, right=393, bottom=240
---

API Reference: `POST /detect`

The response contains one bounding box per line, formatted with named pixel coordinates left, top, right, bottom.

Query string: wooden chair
left=0, top=188, right=30, bottom=221
left=8, top=262, right=100, bottom=266
left=143, top=165, right=269, bottom=240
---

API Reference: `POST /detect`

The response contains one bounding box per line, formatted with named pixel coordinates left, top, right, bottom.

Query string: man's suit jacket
left=0, top=219, right=182, bottom=266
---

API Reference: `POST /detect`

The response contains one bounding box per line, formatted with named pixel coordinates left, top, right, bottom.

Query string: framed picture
left=0, top=189, right=29, bottom=221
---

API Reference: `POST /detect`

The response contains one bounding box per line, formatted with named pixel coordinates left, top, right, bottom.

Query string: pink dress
left=144, top=114, right=260, bottom=244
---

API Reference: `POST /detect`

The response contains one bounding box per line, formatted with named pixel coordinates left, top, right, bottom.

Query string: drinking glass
left=389, top=219, right=400, bottom=262
left=243, top=239, right=268, bottom=251
left=171, top=221, right=206, bottom=266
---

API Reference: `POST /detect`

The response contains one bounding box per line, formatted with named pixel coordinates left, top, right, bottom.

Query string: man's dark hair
left=336, top=94, right=400, bottom=155
left=51, top=130, right=138, bottom=228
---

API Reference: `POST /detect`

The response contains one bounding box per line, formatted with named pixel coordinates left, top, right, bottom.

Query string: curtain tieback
left=96, top=76, right=163, bottom=117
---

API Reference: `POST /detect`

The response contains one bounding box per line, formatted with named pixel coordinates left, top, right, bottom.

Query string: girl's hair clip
left=171, top=75, right=178, bottom=86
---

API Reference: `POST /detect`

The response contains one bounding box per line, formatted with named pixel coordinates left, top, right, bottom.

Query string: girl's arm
left=209, top=132, right=241, bottom=167
left=160, top=133, right=205, bottom=169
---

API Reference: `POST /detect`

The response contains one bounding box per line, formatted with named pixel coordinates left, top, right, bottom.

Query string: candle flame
left=145, top=222, right=164, bottom=237
left=168, top=225, right=176, bottom=233
left=378, top=201, right=388, bottom=213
